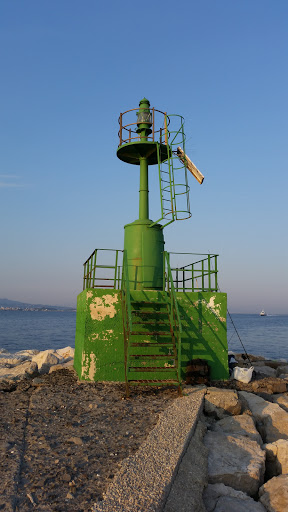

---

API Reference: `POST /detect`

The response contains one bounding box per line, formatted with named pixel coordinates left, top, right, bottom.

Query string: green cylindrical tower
left=117, top=98, right=170, bottom=290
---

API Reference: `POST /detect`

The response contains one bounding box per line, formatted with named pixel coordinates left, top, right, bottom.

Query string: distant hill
left=0, top=298, right=75, bottom=311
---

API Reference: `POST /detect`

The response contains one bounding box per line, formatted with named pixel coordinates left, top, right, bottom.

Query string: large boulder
left=32, top=350, right=60, bottom=371
left=239, top=391, right=288, bottom=442
left=214, top=414, right=263, bottom=445
left=203, top=483, right=266, bottom=512
left=251, top=379, right=287, bottom=394
left=55, top=346, right=74, bottom=362
left=259, top=474, right=288, bottom=512
left=204, top=388, right=241, bottom=419
left=264, top=439, right=288, bottom=479
left=276, top=365, right=288, bottom=377
left=254, top=366, right=277, bottom=378
left=272, top=394, right=288, bottom=413
left=0, top=361, right=38, bottom=382
left=0, top=354, right=27, bottom=366
left=204, top=431, right=265, bottom=496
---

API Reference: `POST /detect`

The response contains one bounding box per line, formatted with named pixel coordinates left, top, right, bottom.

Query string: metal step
left=128, top=367, right=176, bottom=372
left=130, top=331, right=171, bottom=336
left=127, top=380, right=180, bottom=385
left=130, top=342, right=174, bottom=347
left=130, top=300, right=168, bottom=306
left=131, top=310, right=169, bottom=316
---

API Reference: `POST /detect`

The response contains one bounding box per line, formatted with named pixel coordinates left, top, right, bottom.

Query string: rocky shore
left=1, top=348, right=288, bottom=511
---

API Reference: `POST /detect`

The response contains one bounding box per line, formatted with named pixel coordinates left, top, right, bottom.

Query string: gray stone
left=203, top=483, right=266, bottom=512
left=204, top=387, right=241, bottom=419
left=204, top=430, right=265, bottom=496
left=259, top=474, right=288, bottom=512
left=214, top=413, right=263, bottom=445
left=239, top=391, right=288, bottom=443
left=254, top=366, right=277, bottom=378
left=0, top=361, right=39, bottom=382
left=276, top=365, right=288, bottom=377
left=264, top=439, right=288, bottom=479
left=272, top=394, right=288, bottom=412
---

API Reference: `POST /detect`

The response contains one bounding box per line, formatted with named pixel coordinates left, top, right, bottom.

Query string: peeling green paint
left=74, top=288, right=228, bottom=382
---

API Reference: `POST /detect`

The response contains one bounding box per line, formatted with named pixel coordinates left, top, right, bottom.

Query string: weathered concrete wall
left=74, top=289, right=228, bottom=382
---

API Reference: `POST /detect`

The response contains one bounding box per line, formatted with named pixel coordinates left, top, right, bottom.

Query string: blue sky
left=0, top=0, right=287, bottom=313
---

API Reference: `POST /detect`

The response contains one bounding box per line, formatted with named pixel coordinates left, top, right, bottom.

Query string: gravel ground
left=0, top=368, right=178, bottom=512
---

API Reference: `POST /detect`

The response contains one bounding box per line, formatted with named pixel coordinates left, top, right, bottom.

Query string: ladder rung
left=128, top=367, right=176, bottom=372
left=130, top=331, right=171, bottom=336
left=130, top=342, right=174, bottom=347
left=130, top=300, right=167, bottom=305
left=127, top=380, right=179, bottom=385
left=129, top=354, right=174, bottom=358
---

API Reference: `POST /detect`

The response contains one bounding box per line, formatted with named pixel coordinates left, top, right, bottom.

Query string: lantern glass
left=136, top=111, right=152, bottom=124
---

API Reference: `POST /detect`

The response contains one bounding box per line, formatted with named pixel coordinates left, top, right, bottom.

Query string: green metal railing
left=83, top=249, right=122, bottom=290
left=121, top=251, right=133, bottom=395
left=166, top=252, right=218, bottom=292
left=83, top=249, right=218, bottom=294
left=164, top=252, right=182, bottom=384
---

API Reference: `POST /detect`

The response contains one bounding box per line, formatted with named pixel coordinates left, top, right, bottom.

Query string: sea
left=0, top=311, right=288, bottom=361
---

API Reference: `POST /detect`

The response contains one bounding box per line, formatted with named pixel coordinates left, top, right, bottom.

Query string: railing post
left=119, top=113, right=123, bottom=145
left=192, top=263, right=194, bottom=292
left=208, top=255, right=211, bottom=291
left=114, top=250, right=119, bottom=289
left=215, top=255, right=218, bottom=291
left=201, top=260, right=204, bottom=291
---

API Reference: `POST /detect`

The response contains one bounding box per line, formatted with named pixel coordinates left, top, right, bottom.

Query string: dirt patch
left=0, top=369, right=177, bottom=511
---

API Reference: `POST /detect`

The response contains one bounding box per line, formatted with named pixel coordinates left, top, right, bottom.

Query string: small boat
left=260, top=310, right=267, bottom=316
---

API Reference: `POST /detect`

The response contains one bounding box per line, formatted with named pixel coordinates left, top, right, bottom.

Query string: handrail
left=168, top=252, right=218, bottom=292
left=83, top=249, right=122, bottom=290
left=121, top=250, right=132, bottom=332
left=164, top=252, right=182, bottom=382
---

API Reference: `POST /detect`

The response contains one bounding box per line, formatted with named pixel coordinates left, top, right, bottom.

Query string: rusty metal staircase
left=121, top=252, right=182, bottom=397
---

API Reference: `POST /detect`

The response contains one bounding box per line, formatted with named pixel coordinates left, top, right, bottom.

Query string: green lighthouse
left=74, top=98, right=229, bottom=394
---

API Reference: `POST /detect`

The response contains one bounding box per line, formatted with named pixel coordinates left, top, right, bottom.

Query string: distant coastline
left=0, top=298, right=76, bottom=312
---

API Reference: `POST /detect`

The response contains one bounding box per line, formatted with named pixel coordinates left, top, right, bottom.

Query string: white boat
left=260, top=310, right=267, bottom=316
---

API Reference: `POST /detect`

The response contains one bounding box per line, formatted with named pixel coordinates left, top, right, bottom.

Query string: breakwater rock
left=0, top=347, right=74, bottom=389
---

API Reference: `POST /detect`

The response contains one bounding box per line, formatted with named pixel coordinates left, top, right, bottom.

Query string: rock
left=254, top=366, right=277, bottom=378
left=272, top=394, right=288, bottom=413
left=278, top=374, right=288, bottom=381
left=214, top=414, right=263, bottom=445
left=239, top=391, right=288, bottom=442
left=0, top=349, right=9, bottom=354
left=235, top=354, right=266, bottom=363
left=32, top=350, right=60, bottom=370
left=264, top=439, right=288, bottom=478
left=0, top=354, right=27, bottom=366
left=204, top=388, right=241, bottom=419
left=259, top=474, right=288, bottom=512
left=15, top=349, right=40, bottom=356
left=0, top=361, right=39, bottom=382
left=251, top=379, right=287, bottom=394
left=203, top=483, right=266, bottom=512
left=49, top=360, right=74, bottom=373
left=204, top=431, right=265, bottom=496
left=55, top=346, right=74, bottom=362
left=276, top=365, right=288, bottom=377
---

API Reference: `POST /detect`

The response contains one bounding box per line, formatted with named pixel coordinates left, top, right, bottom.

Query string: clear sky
left=1, top=0, right=287, bottom=313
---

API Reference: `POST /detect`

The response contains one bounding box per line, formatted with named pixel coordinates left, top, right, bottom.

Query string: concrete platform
left=92, top=387, right=206, bottom=512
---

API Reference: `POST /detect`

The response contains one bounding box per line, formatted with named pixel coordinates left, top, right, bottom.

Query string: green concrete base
left=74, top=288, right=229, bottom=382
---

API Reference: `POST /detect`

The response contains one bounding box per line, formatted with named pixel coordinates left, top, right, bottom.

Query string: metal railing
left=165, top=252, right=218, bottom=293
left=83, top=249, right=218, bottom=294
left=83, top=249, right=123, bottom=290
left=164, top=252, right=182, bottom=383
left=118, top=107, right=170, bottom=146
left=121, top=251, right=133, bottom=395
